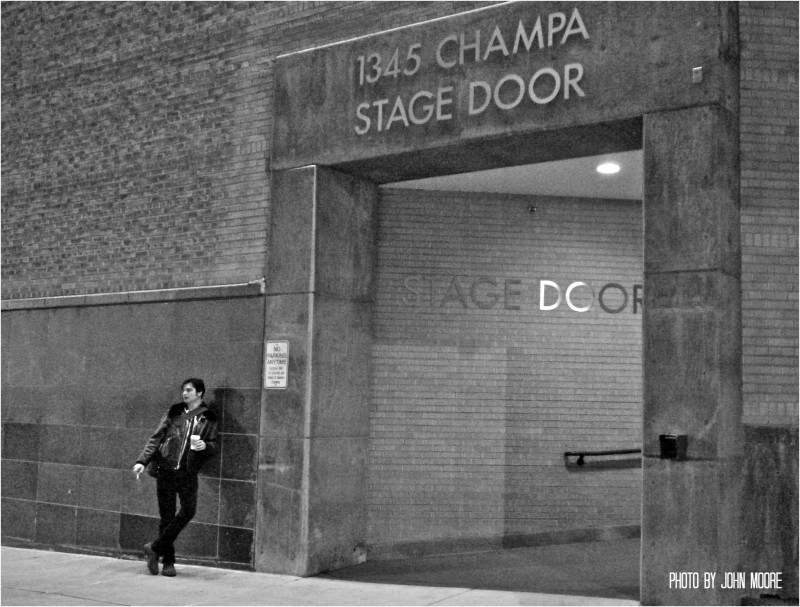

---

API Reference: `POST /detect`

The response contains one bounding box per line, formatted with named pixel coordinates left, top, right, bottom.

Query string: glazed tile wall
left=1, top=296, right=264, bottom=567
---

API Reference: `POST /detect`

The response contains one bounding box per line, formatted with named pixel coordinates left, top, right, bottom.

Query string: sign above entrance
left=353, top=7, right=590, bottom=136
left=273, top=2, right=736, bottom=176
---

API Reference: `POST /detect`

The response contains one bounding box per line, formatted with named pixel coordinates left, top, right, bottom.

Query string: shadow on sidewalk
left=318, top=538, right=640, bottom=602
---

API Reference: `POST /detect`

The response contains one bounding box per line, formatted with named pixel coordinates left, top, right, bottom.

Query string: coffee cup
left=190, top=434, right=201, bottom=450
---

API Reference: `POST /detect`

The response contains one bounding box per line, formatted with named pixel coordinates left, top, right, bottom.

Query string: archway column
left=641, top=105, right=743, bottom=605
left=255, top=165, right=377, bottom=576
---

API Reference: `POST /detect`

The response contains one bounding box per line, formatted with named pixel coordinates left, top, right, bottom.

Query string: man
left=133, top=378, right=219, bottom=577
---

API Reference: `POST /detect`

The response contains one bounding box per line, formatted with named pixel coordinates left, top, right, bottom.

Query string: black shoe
left=143, top=542, right=159, bottom=575
left=161, top=563, right=177, bottom=577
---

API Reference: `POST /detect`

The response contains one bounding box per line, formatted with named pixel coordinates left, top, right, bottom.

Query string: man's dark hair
left=181, top=378, right=205, bottom=398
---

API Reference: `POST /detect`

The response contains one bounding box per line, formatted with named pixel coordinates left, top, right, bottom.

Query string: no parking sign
left=265, top=341, right=289, bottom=389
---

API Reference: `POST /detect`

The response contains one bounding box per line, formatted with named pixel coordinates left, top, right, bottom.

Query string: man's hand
left=133, top=463, right=145, bottom=479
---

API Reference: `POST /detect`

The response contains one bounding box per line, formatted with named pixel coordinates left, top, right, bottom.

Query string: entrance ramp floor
left=319, top=538, right=641, bottom=603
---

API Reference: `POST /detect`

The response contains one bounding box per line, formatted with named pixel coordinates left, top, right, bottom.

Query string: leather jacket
left=136, top=402, right=219, bottom=474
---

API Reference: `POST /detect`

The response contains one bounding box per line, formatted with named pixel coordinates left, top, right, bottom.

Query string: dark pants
left=152, top=469, right=198, bottom=565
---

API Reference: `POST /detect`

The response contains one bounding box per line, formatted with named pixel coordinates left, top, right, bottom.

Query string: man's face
left=182, top=383, right=203, bottom=406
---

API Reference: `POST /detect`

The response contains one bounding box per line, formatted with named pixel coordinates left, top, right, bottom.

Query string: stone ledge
left=1, top=281, right=265, bottom=311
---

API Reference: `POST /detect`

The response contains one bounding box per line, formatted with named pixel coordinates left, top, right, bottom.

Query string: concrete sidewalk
left=1, top=543, right=641, bottom=606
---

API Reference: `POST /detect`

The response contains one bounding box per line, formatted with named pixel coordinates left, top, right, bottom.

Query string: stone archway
left=261, top=4, right=742, bottom=604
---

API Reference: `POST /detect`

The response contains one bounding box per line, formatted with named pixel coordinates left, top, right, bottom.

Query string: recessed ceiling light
left=597, top=162, right=621, bottom=174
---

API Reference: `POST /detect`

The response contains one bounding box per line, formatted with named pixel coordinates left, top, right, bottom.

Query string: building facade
left=2, top=2, right=797, bottom=605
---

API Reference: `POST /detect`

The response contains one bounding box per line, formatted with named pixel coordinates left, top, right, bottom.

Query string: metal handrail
left=564, top=449, right=642, bottom=467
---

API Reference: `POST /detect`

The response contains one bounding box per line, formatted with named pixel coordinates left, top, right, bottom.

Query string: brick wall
left=3, top=0, right=797, bottom=561
left=368, top=189, right=643, bottom=546
left=4, top=2, right=795, bottom=420
left=0, top=1, right=490, bottom=299
left=739, top=2, right=799, bottom=427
